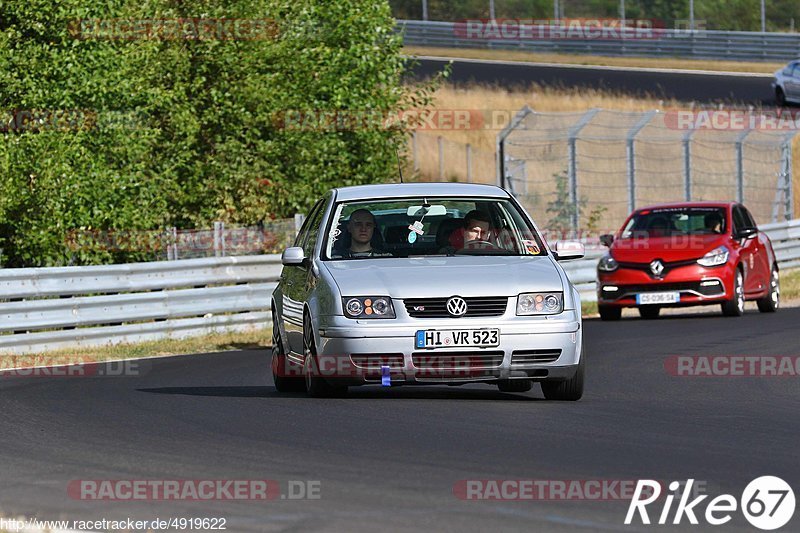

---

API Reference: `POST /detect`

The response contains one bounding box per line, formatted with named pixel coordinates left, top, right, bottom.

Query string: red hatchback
left=596, top=202, right=780, bottom=320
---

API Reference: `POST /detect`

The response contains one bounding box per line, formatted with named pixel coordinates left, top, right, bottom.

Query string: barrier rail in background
left=0, top=255, right=281, bottom=355
left=398, top=20, right=800, bottom=62
left=0, top=219, right=797, bottom=354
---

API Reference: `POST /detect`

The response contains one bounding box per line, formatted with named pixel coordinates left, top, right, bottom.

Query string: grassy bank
left=405, top=46, right=783, bottom=74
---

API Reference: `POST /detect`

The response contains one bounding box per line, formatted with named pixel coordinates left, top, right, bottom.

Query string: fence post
left=412, top=131, right=419, bottom=172
left=735, top=127, right=752, bottom=204
left=466, top=143, right=472, bottom=183
left=626, top=111, right=657, bottom=214
left=683, top=129, right=694, bottom=201
left=781, top=135, right=794, bottom=221
left=213, top=221, right=222, bottom=257
left=567, top=109, right=601, bottom=232
left=438, top=136, right=444, bottom=180
left=171, top=227, right=178, bottom=261
left=496, top=105, right=534, bottom=190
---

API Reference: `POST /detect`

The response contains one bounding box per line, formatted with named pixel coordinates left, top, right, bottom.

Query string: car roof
left=332, top=182, right=511, bottom=202
left=634, top=201, right=735, bottom=212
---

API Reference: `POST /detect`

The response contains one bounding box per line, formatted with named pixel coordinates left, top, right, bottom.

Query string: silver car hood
left=323, top=256, right=563, bottom=298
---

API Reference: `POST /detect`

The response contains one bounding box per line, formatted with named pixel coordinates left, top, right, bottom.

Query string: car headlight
left=342, top=297, right=395, bottom=319
left=517, top=292, right=563, bottom=315
left=697, top=246, right=729, bottom=267
left=597, top=254, right=619, bottom=272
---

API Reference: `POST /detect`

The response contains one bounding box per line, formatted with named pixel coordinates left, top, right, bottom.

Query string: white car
left=271, top=183, right=587, bottom=399
left=772, top=60, right=800, bottom=105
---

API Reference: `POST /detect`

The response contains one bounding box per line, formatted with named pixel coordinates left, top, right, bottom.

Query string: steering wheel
left=459, top=239, right=499, bottom=251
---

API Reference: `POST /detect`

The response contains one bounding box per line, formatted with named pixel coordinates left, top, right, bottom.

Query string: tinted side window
left=301, top=202, right=327, bottom=257
left=293, top=199, right=324, bottom=247
left=732, top=206, right=748, bottom=233
left=743, top=207, right=758, bottom=229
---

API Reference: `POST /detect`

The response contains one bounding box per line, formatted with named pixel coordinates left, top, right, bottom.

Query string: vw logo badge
left=650, top=259, right=665, bottom=277
left=446, top=296, right=468, bottom=317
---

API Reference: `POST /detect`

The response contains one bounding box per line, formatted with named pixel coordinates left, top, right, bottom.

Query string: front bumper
left=308, top=311, right=582, bottom=386
left=597, top=263, right=733, bottom=308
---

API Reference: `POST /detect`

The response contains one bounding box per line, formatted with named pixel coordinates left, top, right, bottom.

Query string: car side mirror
left=735, top=227, right=758, bottom=240
left=599, top=234, right=614, bottom=247
left=553, top=240, right=585, bottom=261
left=281, top=246, right=306, bottom=266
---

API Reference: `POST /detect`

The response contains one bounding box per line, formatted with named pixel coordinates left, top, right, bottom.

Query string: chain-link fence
left=410, top=132, right=495, bottom=185
left=497, top=107, right=797, bottom=232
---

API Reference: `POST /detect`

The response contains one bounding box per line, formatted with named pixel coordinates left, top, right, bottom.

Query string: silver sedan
left=271, top=183, right=586, bottom=399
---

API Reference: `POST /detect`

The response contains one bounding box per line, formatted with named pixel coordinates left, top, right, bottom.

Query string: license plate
left=415, top=329, right=499, bottom=349
left=636, top=292, right=680, bottom=305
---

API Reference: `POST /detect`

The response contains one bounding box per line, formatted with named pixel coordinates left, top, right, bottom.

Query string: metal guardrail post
left=626, top=111, right=657, bottom=214
left=438, top=136, right=444, bottom=180
left=567, top=109, right=601, bottom=231
left=735, top=127, right=753, bottom=204
left=783, top=134, right=795, bottom=220
left=683, top=129, right=695, bottom=201
left=496, top=105, right=534, bottom=190
left=466, top=143, right=472, bottom=183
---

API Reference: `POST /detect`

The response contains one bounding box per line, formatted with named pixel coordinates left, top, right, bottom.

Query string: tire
left=721, top=268, right=745, bottom=317
left=303, top=313, right=347, bottom=398
left=776, top=88, right=787, bottom=107
left=638, top=306, right=661, bottom=319
left=598, top=305, right=622, bottom=321
left=271, top=310, right=304, bottom=392
left=541, top=348, right=584, bottom=401
left=757, top=266, right=780, bottom=313
left=497, top=380, right=532, bottom=393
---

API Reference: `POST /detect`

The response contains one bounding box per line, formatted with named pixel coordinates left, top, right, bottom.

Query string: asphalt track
left=410, top=57, right=777, bottom=105
left=1, top=305, right=798, bottom=531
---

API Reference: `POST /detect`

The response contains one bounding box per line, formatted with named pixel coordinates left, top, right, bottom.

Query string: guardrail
left=398, top=19, right=800, bottom=62
left=560, top=219, right=800, bottom=302
left=1, top=219, right=797, bottom=354
left=0, top=255, right=281, bottom=355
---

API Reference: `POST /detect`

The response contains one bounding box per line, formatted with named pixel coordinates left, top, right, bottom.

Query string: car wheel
left=598, top=305, right=621, bottom=321
left=721, top=268, right=745, bottom=317
left=271, top=309, right=304, bottom=393
left=541, top=348, right=584, bottom=401
left=757, top=266, right=780, bottom=313
left=638, top=306, right=661, bottom=319
left=303, top=313, right=347, bottom=398
left=776, top=88, right=787, bottom=107
left=497, top=380, right=532, bottom=393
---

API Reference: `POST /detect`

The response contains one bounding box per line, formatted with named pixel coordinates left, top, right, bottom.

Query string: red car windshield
left=620, top=207, right=727, bottom=238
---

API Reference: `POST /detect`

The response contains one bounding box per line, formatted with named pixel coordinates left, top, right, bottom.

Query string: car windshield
left=620, top=207, right=727, bottom=238
left=322, top=197, right=547, bottom=260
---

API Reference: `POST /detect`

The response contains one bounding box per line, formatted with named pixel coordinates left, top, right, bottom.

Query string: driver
left=338, top=208, right=391, bottom=258
left=704, top=212, right=723, bottom=233
left=449, top=210, right=493, bottom=249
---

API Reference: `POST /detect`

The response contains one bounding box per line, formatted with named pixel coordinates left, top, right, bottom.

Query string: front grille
left=511, top=349, right=562, bottom=365
left=617, top=259, right=698, bottom=278
left=412, top=351, right=504, bottom=369
left=603, top=280, right=724, bottom=300
left=404, top=297, right=508, bottom=318
left=350, top=354, right=404, bottom=369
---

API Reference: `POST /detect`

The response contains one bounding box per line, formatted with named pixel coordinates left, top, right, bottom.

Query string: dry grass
left=0, top=328, right=270, bottom=370
left=782, top=268, right=800, bottom=301
left=405, top=46, right=783, bottom=74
